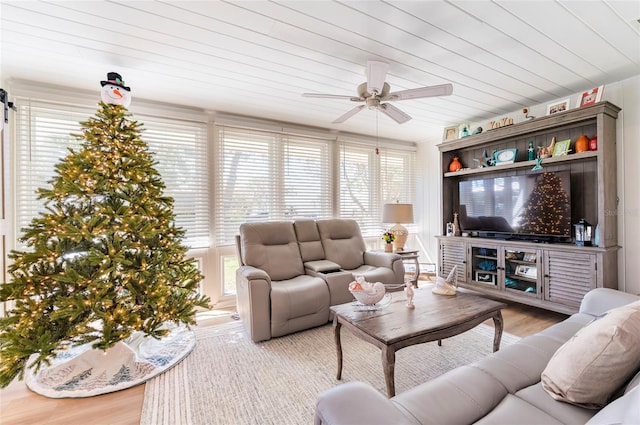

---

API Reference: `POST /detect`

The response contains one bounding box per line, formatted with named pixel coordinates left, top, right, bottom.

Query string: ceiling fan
left=302, top=61, right=453, bottom=124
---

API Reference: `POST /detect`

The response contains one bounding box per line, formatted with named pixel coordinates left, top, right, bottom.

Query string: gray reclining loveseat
left=236, top=218, right=405, bottom=342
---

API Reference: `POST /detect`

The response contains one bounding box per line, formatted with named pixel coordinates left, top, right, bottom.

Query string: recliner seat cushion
left=317, top=219, right=366, bottom=270
left=270, top=275, right=329, bottom=337
left=240, top=221, right=305, bottom=281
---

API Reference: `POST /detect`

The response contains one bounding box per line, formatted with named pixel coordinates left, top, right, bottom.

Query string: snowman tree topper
left=101, top=71, right=131, bottom=107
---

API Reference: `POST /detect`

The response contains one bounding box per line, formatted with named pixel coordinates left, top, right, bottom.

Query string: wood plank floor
left=0, top=301, right=568, bottom=425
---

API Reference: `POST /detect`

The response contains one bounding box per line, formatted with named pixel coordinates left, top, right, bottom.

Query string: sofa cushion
left=294, top=219, right=326, bottom=262
left=393, top=365, right=508, bottom=425
left=474, top=394, right=563, bottom=425
left=515, top=383, right=596, bottom=424
left=240, top=221, right=305, bottom=281
left=585, top=386, right=640, bottom=425
left=317, top=219, right=366, bottom=270
left=541, top=300, right=640, bottom=408
left=473, top=334, right=568, bottom=394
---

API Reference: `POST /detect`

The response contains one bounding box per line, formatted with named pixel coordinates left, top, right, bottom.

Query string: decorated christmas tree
left=519, top=172, right=571, bottom=235
left=0, top=73, right=209, bottom=390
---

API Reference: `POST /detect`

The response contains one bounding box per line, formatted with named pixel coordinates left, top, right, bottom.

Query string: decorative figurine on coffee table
left=405, top=280, right=415, bottom=309
left=432, top=266, right=458, bottom=296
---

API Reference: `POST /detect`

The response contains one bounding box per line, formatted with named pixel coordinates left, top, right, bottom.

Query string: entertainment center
left=437, top=102, right=620, bottom=314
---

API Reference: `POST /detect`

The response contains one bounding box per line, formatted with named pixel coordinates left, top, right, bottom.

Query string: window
left=13, top=98, right=209, bottom=249
left=339, top=142, right=416, bottom=236
left=214, top=126, right=332, bottom=246
left=11, top=88, right=416, bottom=304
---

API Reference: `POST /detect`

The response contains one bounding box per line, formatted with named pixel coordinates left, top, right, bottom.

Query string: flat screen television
left=458, top=171, right=571, bottom=242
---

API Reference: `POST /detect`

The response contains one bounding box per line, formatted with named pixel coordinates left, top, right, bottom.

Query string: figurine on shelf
left=405, top=280, right=415, bottom=309
left=537, top=137, right=556, bottom=159
left=472, top=126, right=483, bottom=135
left=453, top=213, right=461, bottom=236
left=528, top=140, right=535, bottom=160
left=523, top=108, right=535, bottom=120
left=532, top=157, right=544, bottom=171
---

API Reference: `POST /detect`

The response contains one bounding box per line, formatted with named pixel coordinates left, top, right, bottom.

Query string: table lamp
left=382, top=202, right=414, bottom=251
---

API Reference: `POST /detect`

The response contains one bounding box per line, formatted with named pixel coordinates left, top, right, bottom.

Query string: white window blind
left=339, top=142, right=416, bottom=236
left=136, top=116, right=209, bottom=248
left=339, top=143, right=379, bottom=235
left=13, top=98, right=209, bottom=248
left=214, top=126, right=332, bottom=245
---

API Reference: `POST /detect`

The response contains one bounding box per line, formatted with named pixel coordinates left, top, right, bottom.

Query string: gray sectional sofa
left=315, top=288, right=640, bottom=425
left=235, top=218, right=405, bottom=342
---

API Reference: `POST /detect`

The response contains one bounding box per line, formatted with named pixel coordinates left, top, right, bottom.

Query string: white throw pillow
left=541, top=300, right=640, bottom=408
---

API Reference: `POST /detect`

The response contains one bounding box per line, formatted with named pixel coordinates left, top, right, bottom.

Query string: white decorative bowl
left=349, top=286, right=386, bottom=305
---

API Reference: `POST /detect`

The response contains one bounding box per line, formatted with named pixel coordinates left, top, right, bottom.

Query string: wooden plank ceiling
left=1, top=0, right=639, bottom=143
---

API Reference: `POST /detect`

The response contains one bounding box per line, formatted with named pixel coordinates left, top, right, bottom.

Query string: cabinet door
left=439, top=239, right=467, bottom=283
left=503, top=247, right=541, bottom=299
left=543, top=250, right=596, bottom=309
left=470, top=244, right=499, bottom=290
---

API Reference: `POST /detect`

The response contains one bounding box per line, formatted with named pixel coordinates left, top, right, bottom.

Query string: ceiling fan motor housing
left=366, top=97, right=380, bottom=109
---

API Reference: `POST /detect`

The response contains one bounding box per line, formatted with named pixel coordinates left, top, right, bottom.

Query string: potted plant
left=382, top=231, right=395, bottom=252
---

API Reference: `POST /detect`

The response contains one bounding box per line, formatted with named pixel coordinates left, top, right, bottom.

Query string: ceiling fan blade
left=379, top=103, right=412, bottom=124
left=384, top=83, right=453, bottom=101
left=333, top=105, right=366, bottom=123
left=302, top=93, right=362, bottom=101
left=366, top=61, right=389, bottom=95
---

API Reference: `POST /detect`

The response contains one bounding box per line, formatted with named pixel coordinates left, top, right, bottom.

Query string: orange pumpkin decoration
left=575, top=135, right=589, bottom=153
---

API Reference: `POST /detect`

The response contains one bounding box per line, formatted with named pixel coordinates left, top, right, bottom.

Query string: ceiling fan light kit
left=303, top=60, right=453, bottom=125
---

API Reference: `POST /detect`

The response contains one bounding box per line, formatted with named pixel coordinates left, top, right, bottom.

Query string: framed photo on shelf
left=443, top=126, right=458, bottom=142
left=576, top=86, right=604, bottom=108
left=515, top=265, right=537, bottom=279
left=522, top=252, right=537, bottom=262
left=552, top=139, right=571, bottom=157
left=546, top=98, right=571, bottom=115
left=475, top=271, right=496, bottom=285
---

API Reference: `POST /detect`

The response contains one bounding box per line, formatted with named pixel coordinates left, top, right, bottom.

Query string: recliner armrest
left=238, top=265, right=271, bottom=281
left=304, top=260, right=342, bottom=273
left=579, top=288, right=640, bottom=317
left=364, top=251, right=401, bottom=269
left=236, top=266, right=272, bottom=342
left=315, top=382, right=417, bottom=425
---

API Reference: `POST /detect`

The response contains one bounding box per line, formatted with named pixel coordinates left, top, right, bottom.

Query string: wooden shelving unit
left=437, top=102, right=620, bottom=314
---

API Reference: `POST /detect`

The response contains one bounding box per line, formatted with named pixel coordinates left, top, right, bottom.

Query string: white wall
left=418, top=74, right=640, bottom=295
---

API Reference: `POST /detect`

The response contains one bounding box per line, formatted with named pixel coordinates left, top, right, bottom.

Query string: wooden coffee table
left=331, top=288, right=506, bottom=397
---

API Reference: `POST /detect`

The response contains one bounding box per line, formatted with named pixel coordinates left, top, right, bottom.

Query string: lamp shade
left=382, top=203, right=414, bottom=224
left=382, top=203, right=413, bottom=251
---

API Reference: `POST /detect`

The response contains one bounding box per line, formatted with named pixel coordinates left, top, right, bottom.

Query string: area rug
left=141, top=320, right=519, bottom=425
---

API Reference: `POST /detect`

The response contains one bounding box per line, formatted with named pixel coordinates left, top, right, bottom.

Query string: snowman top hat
left=100, top=72, right=130, bottom=92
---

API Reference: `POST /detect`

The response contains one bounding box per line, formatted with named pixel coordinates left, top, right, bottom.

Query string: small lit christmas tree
left=519, top=172, right=571, bottom=235
left=0, top=73, right=209, bottom=390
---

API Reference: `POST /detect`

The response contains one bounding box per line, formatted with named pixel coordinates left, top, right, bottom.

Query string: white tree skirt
left=24, top=324, right=196, bottom=398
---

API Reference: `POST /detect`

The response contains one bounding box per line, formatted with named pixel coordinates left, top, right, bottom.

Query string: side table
left=378, top=248, right=420, bottom=287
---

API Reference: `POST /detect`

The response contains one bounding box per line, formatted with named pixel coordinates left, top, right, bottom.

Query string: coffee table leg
left=334, top=319, right=343, bottom=380
left=492, top=310, right=504, bottom=352
left=382, top=346, right=396, bottom=397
